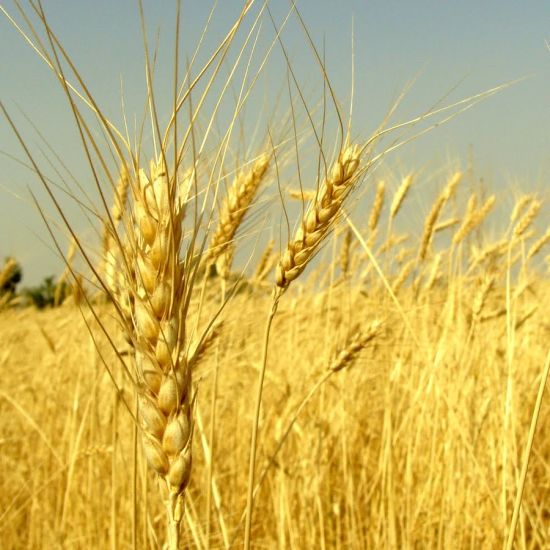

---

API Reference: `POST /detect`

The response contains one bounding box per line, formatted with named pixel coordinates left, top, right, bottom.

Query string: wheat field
left=1, top=2, right=549, bottom=549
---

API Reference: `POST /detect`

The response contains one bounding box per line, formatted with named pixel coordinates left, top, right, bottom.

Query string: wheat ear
left=527, top=229, right=550, bottom=260
left=329, top=321, right=382, bottom=372
left=390, top=174, right=413, bottom=220
left=276, top=144, right=361, bottom=288
left=368, top=181, right=385, bottom=232
left=418, top=172, right=462, bottom=261
left=254, top=239, right=276, bottom=282
left=340, top=228, right=352, bottom=276
left=207, top=154, right=270, bottom=266
left=513, top=199, right=541, bottom=238
left=453, top=195, right=496, bottom=245
left=126, top=157, right=190, bottom=545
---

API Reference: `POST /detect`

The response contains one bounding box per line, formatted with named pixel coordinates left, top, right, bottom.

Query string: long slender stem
left=243, top=288, right=282, bottom=549
left=167, top=492, right=182, bottom=550
left=506, top=349, right=550, bottom=550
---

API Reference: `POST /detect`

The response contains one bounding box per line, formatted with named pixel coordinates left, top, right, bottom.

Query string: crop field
left=1, top=2, right=549, bottom=549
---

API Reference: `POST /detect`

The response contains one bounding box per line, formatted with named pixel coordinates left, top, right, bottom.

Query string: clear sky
left=1, top=1, right=549, bottom=284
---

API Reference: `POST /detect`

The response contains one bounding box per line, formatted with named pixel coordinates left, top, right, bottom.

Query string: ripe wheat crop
left=1, top=2, right=549, bottom=549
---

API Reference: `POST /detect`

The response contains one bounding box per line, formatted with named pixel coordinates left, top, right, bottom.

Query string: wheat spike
left=207, top=154, right=269, bottom=264
left=527, top=229, right=550, bottom=260
left=112, top=164, right=130, bottom=222
left=442, top=171, right=462, bottom=201
left=513, top=199, right=541, bottom=238
left=470, top=238, right=509, bottom=267
left=329, top=321, right=382, bottom=372
left=434, top=217, right=460, bottom=233
left=254, top=239, right=275, bottom=281
left=122, top=157, right=191, bottom=534
left=418, top=173, right=462, bottom=262
left=453, top=195, right=495, bottom=245
left=340, top=229, right=352, bottom=275
left=392, top=258, right=415, bottom=293
left=368, top=181, right=385, bottom=232
left=472, top=276, right=494, bottom=320
left=276, top=144, right=361, bottom=288
left=510, top=195, right=532, bottom=223
left=419, top=195, right=446, bottom=262
left=424, top=253, right=442, bottom=290
left=390, top=174, right=413, bottom=220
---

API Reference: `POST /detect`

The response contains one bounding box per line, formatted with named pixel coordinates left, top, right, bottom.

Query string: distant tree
left=0, top=257, right=22, bottom=295
left=22, top=276, right=69, bottom=309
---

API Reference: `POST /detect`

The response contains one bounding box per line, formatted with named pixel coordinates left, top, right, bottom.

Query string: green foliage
left=22, top=276, right=70, bottom=309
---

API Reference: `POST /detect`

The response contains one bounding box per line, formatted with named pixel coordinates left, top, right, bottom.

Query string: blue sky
left=1, top=1, right=549, bottom=284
